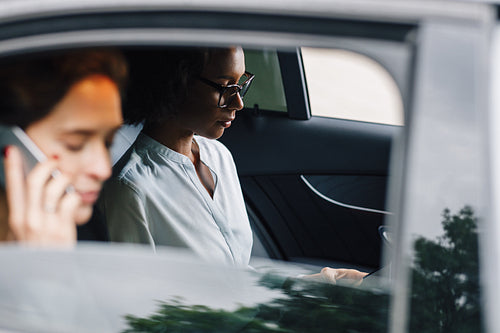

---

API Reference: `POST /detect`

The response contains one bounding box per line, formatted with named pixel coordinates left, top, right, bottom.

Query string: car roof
left=0, top=0, right=490, bottom=25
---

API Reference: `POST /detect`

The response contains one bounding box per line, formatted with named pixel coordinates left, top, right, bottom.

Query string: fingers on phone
left=4, top=146, right=28, bottom=236
left=25, top=158, right=58, bottom=212
left=59, top=191, right=81, bottom=222
left=5, top=151, right=78, bottom=237
left=44, top=173, right=81, bottom=222
left=43, top=172, right=72, bottom=213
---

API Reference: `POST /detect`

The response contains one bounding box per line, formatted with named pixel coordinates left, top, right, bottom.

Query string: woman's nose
left=230, top=92, right=244, bottom=111
left=87, top=144, right=112, bottom=181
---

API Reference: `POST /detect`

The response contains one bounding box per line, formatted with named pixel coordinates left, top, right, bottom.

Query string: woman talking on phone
left=0, top=49, right=127, bottom=245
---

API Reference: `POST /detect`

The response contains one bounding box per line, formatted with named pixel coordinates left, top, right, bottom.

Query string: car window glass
left=301, top=47, right=404, bottom=125
left=395, top=21, right=487, bottom=333
left=243, top=49, right=287, bottom=112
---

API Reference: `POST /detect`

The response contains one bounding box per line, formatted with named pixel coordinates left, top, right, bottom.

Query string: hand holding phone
left=0, top=126, right=46, bottom=188
left=0, top=127, right=80, bottom=245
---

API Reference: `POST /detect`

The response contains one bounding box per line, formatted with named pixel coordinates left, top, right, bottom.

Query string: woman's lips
left=218, top=119, right=234, bottom=128
left=78, top=191, right=100, bottom=205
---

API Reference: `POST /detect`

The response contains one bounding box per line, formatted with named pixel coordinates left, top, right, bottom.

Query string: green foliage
left=123, top=274, right=389, bottom=333
left=123, top=301, right=284, bottom=333
left=253, top=275, right=389, bottom=333
left=409, top=206, right=483, bottom=333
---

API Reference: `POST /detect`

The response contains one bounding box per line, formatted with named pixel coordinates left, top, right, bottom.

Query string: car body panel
left=0, top=244, right=389, bottom=332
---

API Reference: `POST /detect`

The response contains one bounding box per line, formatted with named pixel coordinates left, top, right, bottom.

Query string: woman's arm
left=300, top=267, right=368, bottom=286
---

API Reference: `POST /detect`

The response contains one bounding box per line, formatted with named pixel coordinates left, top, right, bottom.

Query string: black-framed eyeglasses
left=198, top=71, right=255, bottom=108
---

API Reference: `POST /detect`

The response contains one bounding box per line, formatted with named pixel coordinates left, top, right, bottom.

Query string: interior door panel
left=220, top=110, right=399, bottom=270
left=221, top=111, right=395, bottom=176
left=303, top=174, right=389, bottom=212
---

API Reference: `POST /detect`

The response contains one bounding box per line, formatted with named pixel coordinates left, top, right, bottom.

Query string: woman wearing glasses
left=99, top=46, right=368, bottom=284
left=99, top=47, right=254, bottom=266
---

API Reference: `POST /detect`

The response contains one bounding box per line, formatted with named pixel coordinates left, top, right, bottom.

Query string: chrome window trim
left=484, top=20, right=500, bottom=333
left=300, top=175, right=392, bottom=215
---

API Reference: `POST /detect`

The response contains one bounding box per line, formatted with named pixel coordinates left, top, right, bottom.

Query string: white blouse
left=99, top=133, right=253, bottom=267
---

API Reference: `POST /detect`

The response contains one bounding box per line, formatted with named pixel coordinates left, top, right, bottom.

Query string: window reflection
left=409, top=206, right=483, bottom=332
left=123, top=274, right=389, bottom=332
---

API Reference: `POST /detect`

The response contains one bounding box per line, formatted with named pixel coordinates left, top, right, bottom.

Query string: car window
left=0, top=43, right=401, bottom=332
left=391, top=17, right=489, bottom=333
left=301, top=47, right=404, bottom=125
left=243, top=49, right=287, bottom=113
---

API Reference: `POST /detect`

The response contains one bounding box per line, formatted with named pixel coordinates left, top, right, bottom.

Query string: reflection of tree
left=123, top=274, right=389, bottom=333
left=123, top=300, right=279, bottom=333
left=409, top=206, right=483, bottom=333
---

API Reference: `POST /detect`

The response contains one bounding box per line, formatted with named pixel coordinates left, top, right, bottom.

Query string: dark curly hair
left=0, top=48, right=128, bottom=129
left=123, top=47, right=221, bottom=126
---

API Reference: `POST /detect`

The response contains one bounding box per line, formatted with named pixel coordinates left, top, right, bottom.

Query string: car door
left=0, top=1, right=494, bottom=333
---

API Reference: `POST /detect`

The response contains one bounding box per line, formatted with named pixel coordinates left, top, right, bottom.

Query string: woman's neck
left=143, top=122, right=195, bottom=160
left=144, top=122, right=214, bottom=198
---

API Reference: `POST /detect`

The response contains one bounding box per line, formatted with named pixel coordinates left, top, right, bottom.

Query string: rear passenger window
left=301, top=47, right=404, bottom=125
left=243, top=49, right=287, bottom=112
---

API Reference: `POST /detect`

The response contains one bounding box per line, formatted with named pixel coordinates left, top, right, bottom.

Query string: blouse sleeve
left=98, top=178, right=156, bottom=249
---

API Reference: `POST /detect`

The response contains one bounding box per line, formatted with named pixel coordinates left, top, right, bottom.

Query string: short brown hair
left=0, top=48, right=128, bottom=129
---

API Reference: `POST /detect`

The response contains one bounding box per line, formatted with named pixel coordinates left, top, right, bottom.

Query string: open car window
left=0, top=41, right=404, bottom=333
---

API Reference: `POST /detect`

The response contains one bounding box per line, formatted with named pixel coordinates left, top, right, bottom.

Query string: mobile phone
left=0, top=125, right=46, bottom=188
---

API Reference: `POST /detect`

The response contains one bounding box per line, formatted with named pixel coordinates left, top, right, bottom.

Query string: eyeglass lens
left=219, top=74, right=252, bottom=107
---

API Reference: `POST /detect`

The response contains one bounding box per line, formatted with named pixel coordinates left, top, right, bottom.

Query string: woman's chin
left=204, top=129, right=225, bottom=140
left=75, top=205, right=93, bottom=225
